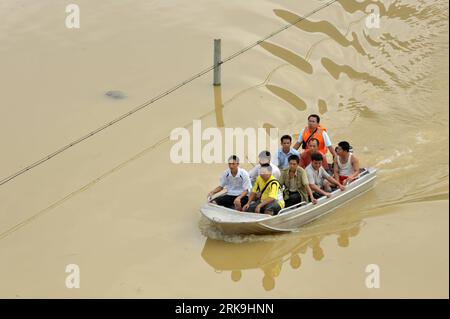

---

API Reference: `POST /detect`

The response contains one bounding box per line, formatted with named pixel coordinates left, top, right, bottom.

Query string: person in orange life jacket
left=300, top=138, right=329, bottom=171
left=293, top=114, right=337, bottom=159
left=207, top=155, right=251, bottom=211
left=306, top=152, right=345, bottom=199
left=333, top=141, right=360, bottom=185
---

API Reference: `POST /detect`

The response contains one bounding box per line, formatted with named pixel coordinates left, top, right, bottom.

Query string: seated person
left=279, top=155, right=317, bottom=207
left=277, top=135, right=300, bottom=170
left=243, top=164, right=285, bottom=215
left=249, top=150, right=281, bottom=184
left=305, top=153, right=345, bottom=198
left=207, top=155, right=251, bottom=211
left=300, top=138, right=329, bottom=170
left=333, top=141, right=360, bottom=185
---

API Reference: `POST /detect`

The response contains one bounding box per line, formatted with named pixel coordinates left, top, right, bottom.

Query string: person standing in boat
left=293, top=114, right=337, bottom=159
left=207, top=155, right=251, bottom=211
left=279, top=154, right=317, bottom=207
left=299, top=138, right=329, bottom=171
left=333, top=141, right=360, bottom=185
left=243, top=164, right=285, bottom=215
left=248, top=150, right=281, bottom=184
left=277, top=135, right=300, bottom=170
left=306, top=153, right=345, bottom=198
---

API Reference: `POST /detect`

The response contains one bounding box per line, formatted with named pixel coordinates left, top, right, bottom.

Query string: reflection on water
left=265, top=84, right=307, bottom=111
left=337, top=224, right=360, bottom=247
left=335, top=0, right=426, bottom=20
left=213, top=85, right=225, bottom=127
left=336, top=0, right=388, bottom=15
left=201, top=221, right=361, bottom=291
left=259, top=41, right=313, bottom=74
left=321, top=57, right=388, bottom=89
left=262, top=122, right=276, bottom=136
left=344, top=97, right=378, bottom=119
left=216, top=2, right=432, bottom=132
left=273, top=9, right=367, bottom=56
left=318, top=98, right=328, bottom=114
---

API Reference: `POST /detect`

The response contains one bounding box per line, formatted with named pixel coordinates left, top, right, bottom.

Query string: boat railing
left=358, top=168, right=369, bottom=178
left=278, top=201, right=308, bottom=215
left=277, top=168, right=373, bottom=215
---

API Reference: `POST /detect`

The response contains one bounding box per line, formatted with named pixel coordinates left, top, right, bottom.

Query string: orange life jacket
left=301, top=125, right=328, bottom=154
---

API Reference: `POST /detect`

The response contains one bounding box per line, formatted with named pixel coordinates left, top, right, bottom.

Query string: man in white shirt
left=207, top=155, right=251, bottom=211
left=305, top=152, right=345, bottom=198
left=248, top=150, right=281, bottom=184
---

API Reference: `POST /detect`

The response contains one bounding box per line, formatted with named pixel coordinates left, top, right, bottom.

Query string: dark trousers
left=313, top=192, right=324, bottom=199
left=247, top=200, right=282, bottom=216
left=285, top=191, right=302, bottom=207
left=215, top=195, right=248, bottom=209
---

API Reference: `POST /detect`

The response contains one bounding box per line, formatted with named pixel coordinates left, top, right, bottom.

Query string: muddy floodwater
left=0, top=0, right=448, bottom=298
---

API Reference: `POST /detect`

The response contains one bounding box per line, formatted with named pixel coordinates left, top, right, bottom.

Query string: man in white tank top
left=333, top=141, right=360, bottom=185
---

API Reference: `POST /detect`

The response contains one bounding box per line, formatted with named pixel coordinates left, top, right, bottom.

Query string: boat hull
left=200, top=168, right=377, bottom=235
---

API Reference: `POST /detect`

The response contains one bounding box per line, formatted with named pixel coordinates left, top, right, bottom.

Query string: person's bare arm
left=279, top=172, right=286, bottom=186
left=237, top=190, right=248, bottom=198
left=323, top=157, right=330, bottom=171
left=309, top=183, right=330, bottom=197
left=326, top=175, right=345, bottom=191
left=333, top=157, right=339, bottom=180
left=243, top=192, right=257, bottom=211
left=348, top=156, right=360, bottom=181
left=255, top=197, right=276, bottom=214
left=234, top=190, right=248, bottom=210
left=208, top=186, right=223, bottom=199
left=305, top=184, right=317, bottom=204
left=328, top=145, right=337, bottom=158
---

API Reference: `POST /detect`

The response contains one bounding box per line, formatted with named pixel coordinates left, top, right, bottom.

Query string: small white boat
left=200, top=168, right=377, bottom=235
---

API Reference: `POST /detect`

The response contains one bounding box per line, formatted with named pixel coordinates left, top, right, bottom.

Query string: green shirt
left=279, top=167, right=309, bottom=202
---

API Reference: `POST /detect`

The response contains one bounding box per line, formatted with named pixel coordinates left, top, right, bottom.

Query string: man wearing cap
left=248, top=150, right=281, bottom=184
left=207, top=155, right=251, bottom=211
left=243, top=164, right=285, bottom=215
